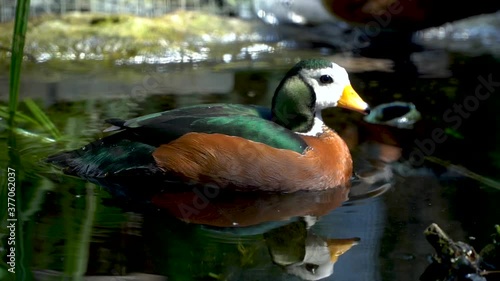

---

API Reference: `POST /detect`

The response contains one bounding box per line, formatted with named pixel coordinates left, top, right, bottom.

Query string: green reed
left=8, top=0, right=30, bottom=127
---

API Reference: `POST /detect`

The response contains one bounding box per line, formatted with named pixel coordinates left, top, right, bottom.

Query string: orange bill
left=327, top=237, right=360, bottom=263
left=338, top=85, right=370, bottom=114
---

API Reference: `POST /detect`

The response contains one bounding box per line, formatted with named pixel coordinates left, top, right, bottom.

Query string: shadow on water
left=2, top=45, right=500, bottom=281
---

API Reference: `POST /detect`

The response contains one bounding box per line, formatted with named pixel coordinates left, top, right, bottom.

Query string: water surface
left=1, top=45, right=500, bottom=281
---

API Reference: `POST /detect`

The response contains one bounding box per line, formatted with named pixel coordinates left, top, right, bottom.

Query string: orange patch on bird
left=152, top=131, right=352, bottom=192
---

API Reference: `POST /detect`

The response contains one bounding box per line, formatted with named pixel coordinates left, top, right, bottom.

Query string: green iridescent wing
left=107, top=103, right=307, bottom=153
left=47, top=104, right=307, bottom=178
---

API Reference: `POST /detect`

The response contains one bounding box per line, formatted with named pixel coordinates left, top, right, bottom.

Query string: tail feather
left=103, top=118, right=127, bottom=132
left=46, top=132, right=161, bottom=178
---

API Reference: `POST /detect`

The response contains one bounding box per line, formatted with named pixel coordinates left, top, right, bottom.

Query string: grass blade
left=23, top=98, right=62, bottom=140
left=8, top=0, right=31, bottom=128
left=0, top=105, right=39, bottom=125
left=6, top=0, right=33, bottom=277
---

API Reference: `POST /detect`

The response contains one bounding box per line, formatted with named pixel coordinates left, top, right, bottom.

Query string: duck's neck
left=271, top=76, right=316, bottom=133
left=272, top=109, right=316, bottom=134
left=298, top=112, right=327, bottom=137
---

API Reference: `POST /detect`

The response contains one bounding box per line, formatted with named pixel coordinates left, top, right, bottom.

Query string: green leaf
left=444, top=127, right=464, bottom=139
left=23, top=98, right=62, bottom=140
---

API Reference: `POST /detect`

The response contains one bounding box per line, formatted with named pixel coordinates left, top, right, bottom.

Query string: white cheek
left=301, top=77, right=343, bottom=109
left=300, top=66, right=350, bottom=110
left=315, top=83, right=343, bottom=109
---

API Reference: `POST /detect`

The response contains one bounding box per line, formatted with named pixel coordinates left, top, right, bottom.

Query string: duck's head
left=272, top=59, right=370, bottom=135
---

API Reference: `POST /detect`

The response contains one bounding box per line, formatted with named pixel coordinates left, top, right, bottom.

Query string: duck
left=46, top=58, right=370, bottom=192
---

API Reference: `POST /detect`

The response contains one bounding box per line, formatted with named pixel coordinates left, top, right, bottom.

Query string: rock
left=0, top=11, right=266, bottom=64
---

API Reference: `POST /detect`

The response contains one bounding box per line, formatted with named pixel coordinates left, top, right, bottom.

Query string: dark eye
left=305, top=263, right=319, bottom=274
left=319, top=75, right=333, bottom=84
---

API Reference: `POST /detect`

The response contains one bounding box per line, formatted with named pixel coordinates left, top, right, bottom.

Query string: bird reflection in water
left=152, top=185, right=364, bottom=280
left=265, top=218, right=359, bottom=280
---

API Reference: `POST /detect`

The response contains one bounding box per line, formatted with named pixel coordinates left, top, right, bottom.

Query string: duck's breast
left=152, top=131, right=352, bottom=191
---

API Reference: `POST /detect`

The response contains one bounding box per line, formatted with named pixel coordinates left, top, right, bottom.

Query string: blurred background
left=1, top=1, right=500, bottom=281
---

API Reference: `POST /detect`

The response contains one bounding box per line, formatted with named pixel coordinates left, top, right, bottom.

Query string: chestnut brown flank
left=152, top=129, right=352, bottom=192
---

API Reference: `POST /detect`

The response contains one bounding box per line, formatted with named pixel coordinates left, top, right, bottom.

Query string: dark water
left=1, top=45, right=500, bottom=281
